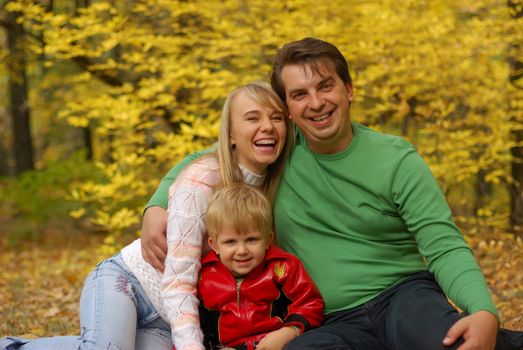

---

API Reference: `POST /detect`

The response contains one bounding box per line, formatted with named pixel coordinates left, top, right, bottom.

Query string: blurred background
left=0, top=0, right=521, bottom=336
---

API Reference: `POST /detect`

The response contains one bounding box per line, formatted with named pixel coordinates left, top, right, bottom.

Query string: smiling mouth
left=254, top=139, right=277, bottom=149
left=311, top=111, right=333, bottom=122
left=234, top=258, right=252, bottom=264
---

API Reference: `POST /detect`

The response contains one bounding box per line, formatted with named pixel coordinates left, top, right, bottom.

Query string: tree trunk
left=5, top=5, right=34, bottom=174
left=510, top=130, right=523, bottom=231
left=83, top=126, right=93, bottom=160
left=508, top=0, right=523, bottom=231
left=0, top=140, right=10, bottom=176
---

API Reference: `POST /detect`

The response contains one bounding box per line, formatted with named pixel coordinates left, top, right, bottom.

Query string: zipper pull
left=236, top=277, right=244, bottom=306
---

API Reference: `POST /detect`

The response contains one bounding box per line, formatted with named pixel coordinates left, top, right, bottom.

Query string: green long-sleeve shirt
left=274, top=123, right=497, bottom=316
left=146, top=123, right=497, bottom=317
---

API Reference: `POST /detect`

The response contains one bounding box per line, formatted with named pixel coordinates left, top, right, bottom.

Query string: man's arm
left=141, top=206, right=168, bottom=270
left=142, top=148, right=212, bottom=270
left=392, top=148, right=498, bottom=349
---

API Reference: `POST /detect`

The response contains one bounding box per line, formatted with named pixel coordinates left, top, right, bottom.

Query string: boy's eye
left=247, top=237, right=260, bottom=243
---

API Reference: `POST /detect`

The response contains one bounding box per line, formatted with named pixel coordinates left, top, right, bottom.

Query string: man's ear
left=346, top=82, right=354, bottom=102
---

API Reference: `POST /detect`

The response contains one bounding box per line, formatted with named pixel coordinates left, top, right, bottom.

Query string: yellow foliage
left=8, top=0, right=523, bottom=238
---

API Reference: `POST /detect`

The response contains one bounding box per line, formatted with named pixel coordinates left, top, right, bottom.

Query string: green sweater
left=146, top=123, right=497, bottom=317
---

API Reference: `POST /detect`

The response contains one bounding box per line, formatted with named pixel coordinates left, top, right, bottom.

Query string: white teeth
left=255, top=139, right=276, bottom=146
left=312, top=113, right=330, bottom=122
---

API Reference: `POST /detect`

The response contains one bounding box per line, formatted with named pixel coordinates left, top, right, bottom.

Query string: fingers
left=142, top=244, right=166, bottom=271
left=443, top=318, right=468, bottom=347
left=141, top=206, right=168, bottom=271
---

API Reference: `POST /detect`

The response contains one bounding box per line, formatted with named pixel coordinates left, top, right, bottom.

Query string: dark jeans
left=285, top=271, right=523, bottom=350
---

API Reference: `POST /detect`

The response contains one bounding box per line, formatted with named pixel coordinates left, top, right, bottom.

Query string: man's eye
left=292, top=92, right=305, bottom=100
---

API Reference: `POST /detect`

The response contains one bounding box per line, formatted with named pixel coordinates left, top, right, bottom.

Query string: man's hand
left=443, top=310, right=498, bottom=350
left=141, top=206, right=168, bottom=271
left=256, top=327, right=299, bottom=350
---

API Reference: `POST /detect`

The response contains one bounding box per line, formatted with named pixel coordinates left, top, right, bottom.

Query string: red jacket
left=197, top=246, right=324, bottom=350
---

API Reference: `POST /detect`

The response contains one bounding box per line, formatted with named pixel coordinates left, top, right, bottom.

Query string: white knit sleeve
left=161, top=184, right=209, bottom=350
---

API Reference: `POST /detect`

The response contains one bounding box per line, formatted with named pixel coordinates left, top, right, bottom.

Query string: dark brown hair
left=271, top=37, right=352, bottom=101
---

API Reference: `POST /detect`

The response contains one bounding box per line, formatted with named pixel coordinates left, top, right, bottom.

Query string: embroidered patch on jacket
left=273, top=262, right=286, bottom=280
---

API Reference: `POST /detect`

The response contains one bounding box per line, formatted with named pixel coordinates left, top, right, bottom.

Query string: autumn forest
left=0, top=0, right=522, bottom=335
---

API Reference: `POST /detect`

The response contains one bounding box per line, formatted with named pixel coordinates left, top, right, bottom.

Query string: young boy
left=198, top=184, right=324, bottom=350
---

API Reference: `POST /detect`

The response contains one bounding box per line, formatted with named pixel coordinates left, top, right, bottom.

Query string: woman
left=0, top=81, right=294, bottom=350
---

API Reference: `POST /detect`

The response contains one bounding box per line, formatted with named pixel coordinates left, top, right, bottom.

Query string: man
left=142, top=38, right=522, bottom=350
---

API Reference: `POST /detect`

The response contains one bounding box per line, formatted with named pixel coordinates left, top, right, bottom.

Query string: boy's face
left=209, top=228, right=271, bottom=276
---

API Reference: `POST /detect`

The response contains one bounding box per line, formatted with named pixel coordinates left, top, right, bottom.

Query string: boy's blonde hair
left=205, top=184, right=273, bottom=241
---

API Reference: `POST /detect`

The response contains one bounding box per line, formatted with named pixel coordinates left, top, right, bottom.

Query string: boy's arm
left=279, top=256, right=324, bottom=333
left=256, top=255, right=323, bottom=350
left=142, top=148, right=212, bottom=270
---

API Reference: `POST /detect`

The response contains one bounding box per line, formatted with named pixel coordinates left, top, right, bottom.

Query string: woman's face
left=229, top=92, right=287, bottom=174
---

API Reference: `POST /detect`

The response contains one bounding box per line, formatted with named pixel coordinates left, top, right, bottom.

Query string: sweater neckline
left=239, top=164, right=266, bottom=186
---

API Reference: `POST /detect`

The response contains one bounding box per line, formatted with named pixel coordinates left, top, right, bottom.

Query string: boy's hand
left=141, top=206, right=168, bottom=271
left=256, top=326, right=299, bottom=350
left=442, top=310, right=498, bottom=350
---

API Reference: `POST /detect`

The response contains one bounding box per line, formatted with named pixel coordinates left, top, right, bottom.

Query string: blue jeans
left=0, top=254, right=172, bottom=350
left=285, top=271, right=523, bottom=350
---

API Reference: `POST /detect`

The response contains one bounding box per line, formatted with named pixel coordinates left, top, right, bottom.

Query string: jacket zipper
left=236, top=277, right=244, bottom=306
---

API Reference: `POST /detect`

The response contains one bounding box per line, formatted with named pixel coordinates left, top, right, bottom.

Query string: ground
left=0, top=221, right=521, bottom=337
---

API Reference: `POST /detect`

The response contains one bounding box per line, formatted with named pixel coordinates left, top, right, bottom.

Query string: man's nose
left=309, top=92, right=325, bottom=110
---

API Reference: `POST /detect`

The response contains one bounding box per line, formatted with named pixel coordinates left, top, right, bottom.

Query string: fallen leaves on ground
left=0, top=228, right=521, bottom=337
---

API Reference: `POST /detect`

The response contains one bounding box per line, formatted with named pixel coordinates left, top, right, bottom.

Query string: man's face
left=281, top=61, right=353, bottom=154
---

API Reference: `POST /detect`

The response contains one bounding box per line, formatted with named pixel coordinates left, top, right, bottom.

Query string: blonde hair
left=205, top=184, right=273, bottom=241
left=216, top=81, right=294, bottom=202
